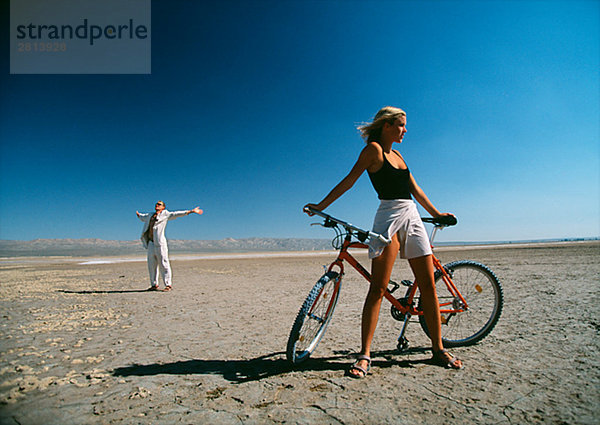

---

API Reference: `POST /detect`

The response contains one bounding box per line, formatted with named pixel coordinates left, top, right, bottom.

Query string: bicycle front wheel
left=286, top=271, right=341, bottom=364
left=419, top=260, right=503, bottom=347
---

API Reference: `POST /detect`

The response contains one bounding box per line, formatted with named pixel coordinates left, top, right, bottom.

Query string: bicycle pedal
left=401, top=280, right=413, bottom=287
left=397, top=337, right=410, bottom=352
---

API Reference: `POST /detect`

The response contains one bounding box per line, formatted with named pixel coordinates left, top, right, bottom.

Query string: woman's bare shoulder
left=366, top=141, right=382, bottom=150
left=363, top=141, right=383, bottom=156
left=360, top=142, right=384, bottom=171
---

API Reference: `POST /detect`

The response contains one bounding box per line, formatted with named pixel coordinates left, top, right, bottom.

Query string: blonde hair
left=358, top=106, right=406, bottom=143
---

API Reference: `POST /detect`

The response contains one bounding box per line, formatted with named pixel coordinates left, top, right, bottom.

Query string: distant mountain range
left=0, top=238, right=334, bottom=257
left=0, top=237, right=597, bottom=257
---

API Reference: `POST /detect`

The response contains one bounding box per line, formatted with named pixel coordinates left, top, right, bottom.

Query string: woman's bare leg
left=409, top=255, right=462, bottom=368
left=349, top=235, right=399, bottom=377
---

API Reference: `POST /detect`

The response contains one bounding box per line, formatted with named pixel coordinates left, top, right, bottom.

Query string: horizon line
left=0, top=236, right=598, bottom=245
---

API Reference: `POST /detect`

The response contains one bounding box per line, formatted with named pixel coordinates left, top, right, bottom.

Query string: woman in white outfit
left=304, top=106, right=462, bottom=378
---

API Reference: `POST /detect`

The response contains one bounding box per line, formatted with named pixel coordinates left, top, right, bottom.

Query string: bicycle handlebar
left=304, top=207, right=391, bottom=244
left=304, top=207, right=458, bottom=245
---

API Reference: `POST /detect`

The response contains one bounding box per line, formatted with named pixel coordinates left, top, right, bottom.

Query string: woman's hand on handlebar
left=430, top=212, right=458, bottom=226
left=435, top=212, right=456, bottom=220
left=303, top=203, right=322, bottom=216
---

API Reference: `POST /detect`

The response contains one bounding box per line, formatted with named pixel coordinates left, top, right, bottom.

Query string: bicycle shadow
left=112, top=349, right=431, bottom=383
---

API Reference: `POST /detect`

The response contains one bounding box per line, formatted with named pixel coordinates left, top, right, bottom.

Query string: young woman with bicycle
left=304, top=106, right=463, bottom=378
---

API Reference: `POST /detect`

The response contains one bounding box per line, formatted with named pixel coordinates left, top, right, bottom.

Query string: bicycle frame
left=325, top=227, right=469, bottom=317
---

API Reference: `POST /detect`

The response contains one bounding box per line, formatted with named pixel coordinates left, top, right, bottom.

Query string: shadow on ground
left=59, top=289, right=154, bottom=294
left=112, top=349, right=431, bottom=383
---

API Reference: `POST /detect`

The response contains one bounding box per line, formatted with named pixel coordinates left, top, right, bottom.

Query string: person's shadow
left=112, top=348, right=431, bottom=383
left=59, top=289, right=155, bottom=294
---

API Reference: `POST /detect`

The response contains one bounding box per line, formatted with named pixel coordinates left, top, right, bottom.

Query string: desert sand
left=1, top=241, right=598, bottom=424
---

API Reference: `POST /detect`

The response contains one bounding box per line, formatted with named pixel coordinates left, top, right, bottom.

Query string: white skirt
left=368, top=199, right=433, bottom=260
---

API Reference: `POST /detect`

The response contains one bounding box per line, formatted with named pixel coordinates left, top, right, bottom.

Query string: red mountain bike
left=286, top=207, right=503, bottom=364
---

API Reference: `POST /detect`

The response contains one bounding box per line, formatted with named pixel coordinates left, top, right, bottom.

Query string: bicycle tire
left=419, top=260, right=503, bottom=347
left=286, top=271, right=341, bottom=364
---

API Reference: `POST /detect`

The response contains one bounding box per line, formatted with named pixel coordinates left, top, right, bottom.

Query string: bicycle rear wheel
left=419, top=260, right=503, bottom=347
left=286, top=271, right=341, bottom=364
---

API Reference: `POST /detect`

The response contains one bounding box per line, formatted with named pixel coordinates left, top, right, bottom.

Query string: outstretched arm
left=168, top=207, right=204, bottom=220
left=136, top=211, right=149, bottom=221
left=409, top=174, right=453, bottom=218
left=304, top=143, right=380, bottom=214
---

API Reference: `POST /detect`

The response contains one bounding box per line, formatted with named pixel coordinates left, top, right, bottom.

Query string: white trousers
left=147, top=241, right=172, bottom=287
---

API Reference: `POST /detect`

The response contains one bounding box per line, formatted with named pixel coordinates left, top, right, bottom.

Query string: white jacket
left=138, top=209, right=189, bottom=248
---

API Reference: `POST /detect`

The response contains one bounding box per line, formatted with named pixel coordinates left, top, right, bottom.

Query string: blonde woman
left=304, top=106, right=462, bottom=378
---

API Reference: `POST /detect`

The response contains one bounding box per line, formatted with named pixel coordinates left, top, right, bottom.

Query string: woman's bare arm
left=305, top=143, right=380, bottom=213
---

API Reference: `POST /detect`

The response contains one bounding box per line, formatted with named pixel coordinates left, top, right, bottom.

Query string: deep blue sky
left=1, top=0, right=598, bottom=243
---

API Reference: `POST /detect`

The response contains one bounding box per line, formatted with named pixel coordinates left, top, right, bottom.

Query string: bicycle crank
left=390, top=297, right=412, bottom=321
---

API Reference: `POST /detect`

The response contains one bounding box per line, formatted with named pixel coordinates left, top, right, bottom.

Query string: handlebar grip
left=304, top=206, right=323, bottom=217
left=439, top=215, right=458, bottom=226
left=422, top=216, right=458, bottom=226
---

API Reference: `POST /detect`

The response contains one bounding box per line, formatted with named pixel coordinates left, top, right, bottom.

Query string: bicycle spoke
left=286, top=272, right=341, bottom=363
left=420, top=261, right=503, bottom=347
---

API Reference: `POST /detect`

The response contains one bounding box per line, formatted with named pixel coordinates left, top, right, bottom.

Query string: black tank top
left=368, top=151, right=412, bottom=200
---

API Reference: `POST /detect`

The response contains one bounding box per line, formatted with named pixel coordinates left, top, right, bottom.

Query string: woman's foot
left=431, top=349, right=463, bottom=369
left=348, top=355, right=371, bottom=378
